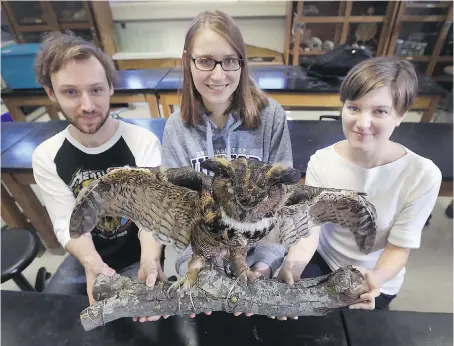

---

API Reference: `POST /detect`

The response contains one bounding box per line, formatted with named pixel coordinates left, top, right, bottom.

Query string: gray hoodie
left=162, top=97, right=293, bottom=276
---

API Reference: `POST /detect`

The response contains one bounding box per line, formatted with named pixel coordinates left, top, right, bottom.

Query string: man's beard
left=58, top=105, right=110, bottom=135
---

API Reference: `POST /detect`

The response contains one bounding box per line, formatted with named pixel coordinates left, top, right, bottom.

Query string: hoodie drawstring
left=203, top=113, right=240, bottom=161
left=206, top=120, right=215, bottom=159
left=226, top=131, right=232, bottom=161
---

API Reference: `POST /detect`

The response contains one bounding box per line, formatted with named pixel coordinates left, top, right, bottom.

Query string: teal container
left=1, top=43, right=41, bottom=89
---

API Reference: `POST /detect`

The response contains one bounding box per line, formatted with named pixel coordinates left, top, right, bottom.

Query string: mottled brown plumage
left=69, top=158, right=377, bottom=291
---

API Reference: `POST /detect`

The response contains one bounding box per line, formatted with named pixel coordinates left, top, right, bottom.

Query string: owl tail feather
left=69, top=180, right=103, bottom=239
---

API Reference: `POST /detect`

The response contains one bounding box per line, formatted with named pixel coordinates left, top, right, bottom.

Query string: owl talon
left=167, top=274, right=194, bottom=298
left=235, top=268, right=259, bottom=290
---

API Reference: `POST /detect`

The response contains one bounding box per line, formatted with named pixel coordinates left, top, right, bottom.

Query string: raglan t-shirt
left=32, top=120, right=161, bottom=270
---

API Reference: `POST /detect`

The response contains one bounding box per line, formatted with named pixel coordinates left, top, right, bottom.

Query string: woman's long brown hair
left=180, top=10, right=268, bottom=128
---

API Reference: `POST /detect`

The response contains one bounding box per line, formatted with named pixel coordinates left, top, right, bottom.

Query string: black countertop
left=1, top=66, right=445, bottom=96
left=2, top=290, right=452, bottom=346
left=0, top=119, right=166, bottom=172
left=2, top=119, right=451, bottom=181
left=1, top=121, right=39, bottom=155
left=343, top=309, right=453, bottom=346
left=287, top=120, right=453, bottom=181
left=1, top=68, right=172, bottom=96
left=1, top=290, right=347, bottom=346
left=155, top=66, right=446, bottom=95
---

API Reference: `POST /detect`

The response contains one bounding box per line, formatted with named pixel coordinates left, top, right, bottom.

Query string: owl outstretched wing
left=267, top=184, right=377, bottom=254
left=69, top=166, right=208, bottom=252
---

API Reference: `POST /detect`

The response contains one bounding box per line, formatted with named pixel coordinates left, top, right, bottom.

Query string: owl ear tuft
left=200, top=158, right=233, bottom=177
left=266, top=164, right=300, bottom=185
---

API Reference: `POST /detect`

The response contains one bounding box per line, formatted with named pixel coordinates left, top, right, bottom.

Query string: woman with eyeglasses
left=160, top=10, right=293, bottom=317
left=162, top=10, right=292, bottom=170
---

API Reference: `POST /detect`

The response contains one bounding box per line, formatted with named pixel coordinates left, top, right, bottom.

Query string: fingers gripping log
left=80, top=266, right=369, bottom=331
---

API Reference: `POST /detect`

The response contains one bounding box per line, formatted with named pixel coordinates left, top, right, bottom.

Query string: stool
left=1, top=228, right=51, bottom=291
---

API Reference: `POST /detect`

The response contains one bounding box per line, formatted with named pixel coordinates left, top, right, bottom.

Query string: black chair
left=1, top=228, right=51, bottom=292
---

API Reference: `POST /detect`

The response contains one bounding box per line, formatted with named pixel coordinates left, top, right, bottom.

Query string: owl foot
left=167, top=256, right=204, bottom=298
left=230, top=254, right=260, bottom=290
left=167, top=274, right=195, bottom=298
left=234, top=268, right=259, bottom=290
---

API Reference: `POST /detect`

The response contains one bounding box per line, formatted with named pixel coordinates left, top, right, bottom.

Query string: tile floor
left=1, top=104, right=453, bottom=314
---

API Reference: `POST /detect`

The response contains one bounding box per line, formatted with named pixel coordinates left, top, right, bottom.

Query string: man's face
left=45, top=56, right=113, bottom=134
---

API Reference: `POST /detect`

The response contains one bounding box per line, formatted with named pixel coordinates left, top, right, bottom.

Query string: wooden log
left=80, top=266, right=369, bottom=331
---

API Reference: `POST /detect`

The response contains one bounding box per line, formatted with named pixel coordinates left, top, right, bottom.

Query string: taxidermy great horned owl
left=69, top=157, right=377, bottom=292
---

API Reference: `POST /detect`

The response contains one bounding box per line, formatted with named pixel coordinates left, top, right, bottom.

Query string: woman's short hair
left=340, top=56, right=419, bottom=116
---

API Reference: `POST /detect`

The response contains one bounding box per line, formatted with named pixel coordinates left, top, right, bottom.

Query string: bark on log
left=80, top=265, right=369, bottom=331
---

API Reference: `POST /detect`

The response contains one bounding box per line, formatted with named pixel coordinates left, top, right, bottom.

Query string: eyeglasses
left=190, top=55, right=243, bottom=71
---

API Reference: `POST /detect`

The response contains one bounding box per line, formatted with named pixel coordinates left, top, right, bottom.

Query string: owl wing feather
left=69, top=166, right=207, bottom=252
left=266, top=184, right=377, bottom=254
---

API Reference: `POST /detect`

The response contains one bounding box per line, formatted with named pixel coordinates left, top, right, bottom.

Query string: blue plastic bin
left=1, top=43, right=42, bottom=89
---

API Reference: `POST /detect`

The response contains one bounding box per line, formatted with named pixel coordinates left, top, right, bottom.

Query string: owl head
left=200, top=157, right=300, bottom=230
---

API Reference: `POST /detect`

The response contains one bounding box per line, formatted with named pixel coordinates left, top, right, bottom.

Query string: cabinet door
left=440, top=25, right=453, bottom=57
left=51, top=1, right=90, bottom=25
left=19, top=32, right=45, bottom=43
left=403, top=1, right=450, bottom=16
left=348, top=1, right=396, bottom=56
left=299, top=1, right=343, bottom=16
left=289, top=1, right=346, bottom=65
left=288, top=1, right=396, bottom=65
left=1, top=6, right=18, bottom=42
left=430, top=22, right=453, bottom=86
left=387, top=0, right=451, bottom=75
left=6, top=1, right=48, bottom=26
left=351, top=1, right=390, bottom=16
left=70, top=28, right=100, bottom=47
left=2, top=1, right=58, bottom=43
left=393, top=21, right=443, bottom=59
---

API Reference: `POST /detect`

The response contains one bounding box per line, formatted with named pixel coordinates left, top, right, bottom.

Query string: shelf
left=348, top=16, right=386, bottom=23
left=60, top=22, right=92, bottom=30
left=16, top=22, right=93, bottom=32
left=296, top=15, right=386, bottom=24
left=400, top=56, right=431, bottom=62
left=296, top=16, right=344, bottom=24
left=438, top=56, right=453, bottom=62
left=293, top=49, right=380, bottom=58
left=292, top=50, right=327, bottom=56
left=16, top=25, right=53, bottom=32
left=406, top=3, right=450, bottom=9
left=402, top=15, right=447, bottom=22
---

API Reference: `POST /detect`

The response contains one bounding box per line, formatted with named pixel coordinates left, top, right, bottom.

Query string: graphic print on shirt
left=191, top=149, right=261, bottom=174
left=69, top=167, right=132, bottom=239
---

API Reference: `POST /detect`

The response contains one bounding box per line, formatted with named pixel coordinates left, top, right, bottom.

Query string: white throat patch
left=220, top=208, right=273, bottom=233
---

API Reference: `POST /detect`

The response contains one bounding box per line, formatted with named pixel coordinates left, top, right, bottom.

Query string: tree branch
left=80, top=265, right=368, bottom=331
